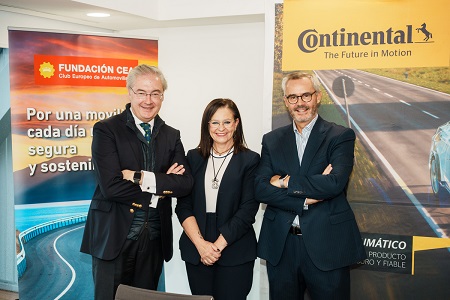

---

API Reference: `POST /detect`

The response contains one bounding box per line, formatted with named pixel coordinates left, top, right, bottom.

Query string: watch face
left=134, top=171, right=142, bottom=180
left=133, top=172, right=141, bottom=184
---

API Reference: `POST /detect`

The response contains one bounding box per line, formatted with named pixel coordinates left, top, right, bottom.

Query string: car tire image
left=430, top=154, right=441, bottom=196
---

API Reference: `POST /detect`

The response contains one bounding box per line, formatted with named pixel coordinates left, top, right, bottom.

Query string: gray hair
left=281, top=72, right=321, bottom=94
left=126, top=64, right=168, bottom=91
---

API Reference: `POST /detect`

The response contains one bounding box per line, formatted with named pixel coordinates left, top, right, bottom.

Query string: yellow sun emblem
left=39, top=62, right=55, bottom=78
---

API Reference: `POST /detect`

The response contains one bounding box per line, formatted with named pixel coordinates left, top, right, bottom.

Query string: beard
left=289, top=104, right=317, bottom=124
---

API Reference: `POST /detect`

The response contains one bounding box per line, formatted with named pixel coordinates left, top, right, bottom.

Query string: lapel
left=299, top=116, right=327, bottom=173
left=122, top=105, right=145, bottom=166
left=279, top=125, right=301, bottom=177
left=191, top=152, right=208, bottom=210
left=199, top=158, right=208, bottom=205
left=218, top=152, right=237, bottom=194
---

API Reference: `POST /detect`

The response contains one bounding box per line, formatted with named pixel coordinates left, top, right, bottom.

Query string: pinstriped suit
left=80, top=104, right=194, bottom=299
left=255, top=116, right=366, bottom=299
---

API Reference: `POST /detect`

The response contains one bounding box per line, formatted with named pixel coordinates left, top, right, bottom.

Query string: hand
left=198, top=240, right=221, bottom=266
left=166, top=163, right=185, bottom=175
left=305, top=164, right=332, bottom=205
left=270, top=174, right=290, bottom=188
left=121, top=169, right=135, bottom=182
left=322, top=163, right=332, bottom=175
left=305, top=198, right=322, bottom=205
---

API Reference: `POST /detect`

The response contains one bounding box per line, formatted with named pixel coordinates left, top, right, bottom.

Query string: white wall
left=124, top=23, right=265, bottom=153
left=121, top=22, right=266, bottom=299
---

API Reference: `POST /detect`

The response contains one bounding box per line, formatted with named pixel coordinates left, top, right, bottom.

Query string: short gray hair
left=126, top=64, right=168, bottom=91
left=281, top=72, right=321, bottom=94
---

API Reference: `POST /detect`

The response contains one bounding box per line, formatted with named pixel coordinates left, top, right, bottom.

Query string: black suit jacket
left=80, top=104, right=193, bottom=261
left=176, top=149, right=260, bottom=266
left=255, top=116, right=366, bottom=271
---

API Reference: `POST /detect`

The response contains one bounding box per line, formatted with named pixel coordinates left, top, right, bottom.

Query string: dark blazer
left=176, top=149, right=260, bottom=266
left=255, top=116, right=366, bottom=271
left=80, top=103, right=193, bottom=262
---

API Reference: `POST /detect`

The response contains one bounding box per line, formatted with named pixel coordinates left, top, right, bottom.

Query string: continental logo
left=298, top=23, right=433, bottom=54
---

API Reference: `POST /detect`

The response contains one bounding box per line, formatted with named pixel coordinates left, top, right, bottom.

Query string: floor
left=0, top=290, right=18, bottom=300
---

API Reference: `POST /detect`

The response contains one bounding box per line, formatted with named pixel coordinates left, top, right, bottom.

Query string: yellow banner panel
left=282, top=0, right=450, bottom=70
left=413, top=236, right=450, bottom=252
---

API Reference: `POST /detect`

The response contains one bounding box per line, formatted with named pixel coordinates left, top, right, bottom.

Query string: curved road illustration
left=19, top=224, right=93, bottom=300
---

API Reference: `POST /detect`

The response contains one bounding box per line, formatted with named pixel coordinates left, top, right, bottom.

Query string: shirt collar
left=130, top=107, right=154, bottom=128
left=293, top=114, right=318, bottom=135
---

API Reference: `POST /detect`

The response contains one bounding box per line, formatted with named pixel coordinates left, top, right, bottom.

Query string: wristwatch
left=133, top=171, right=142, bottom=185
left=279, top=174, right=288, bottom=189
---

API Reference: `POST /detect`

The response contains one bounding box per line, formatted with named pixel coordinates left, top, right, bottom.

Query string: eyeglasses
left=209, top=120, right=235, bottom=129
left=130, top=87, right=163, bottom=101
left=285, top=91, right=317, bottom=104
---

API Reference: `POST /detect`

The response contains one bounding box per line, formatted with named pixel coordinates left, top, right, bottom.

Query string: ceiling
left=0, top=0, right=264, bottom=31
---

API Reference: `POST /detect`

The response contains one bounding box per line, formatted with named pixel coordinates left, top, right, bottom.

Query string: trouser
left=185, top=213, right=254, bottom=300
left=92, top=229, right=163, bottom=300
left=267, top=233, right=350, bottom=300
left=186, top=260, right=254, bottom=300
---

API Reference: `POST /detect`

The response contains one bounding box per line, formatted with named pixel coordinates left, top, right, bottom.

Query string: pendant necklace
left=211, top=147, right=233, bottom=189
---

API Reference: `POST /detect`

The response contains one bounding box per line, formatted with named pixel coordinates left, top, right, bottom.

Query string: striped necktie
left=139, top=123, right=151, bottom=143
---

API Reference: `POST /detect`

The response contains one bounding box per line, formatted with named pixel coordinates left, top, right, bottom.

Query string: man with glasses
left=255, top=72, right=366, bottom=299
left=81, top=64, right=194, bottom=300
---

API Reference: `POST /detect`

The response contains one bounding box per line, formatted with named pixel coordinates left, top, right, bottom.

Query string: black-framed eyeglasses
left=130, top=87, right=163, bottom=101
left=285, top=91, right=317, bottom=104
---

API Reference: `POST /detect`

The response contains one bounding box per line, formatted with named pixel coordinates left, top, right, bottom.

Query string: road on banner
left=315, top=69, right=450, bottom=300
left=18, top=223, right=93, bottom=300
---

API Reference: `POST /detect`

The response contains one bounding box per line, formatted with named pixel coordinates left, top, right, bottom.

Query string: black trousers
left=185, top=213, right=254, bottom=300
left=267, top=233, right=350, bottom=300
left=92, top=229, right=163, bottom=300
left=186, top=261, right=254, bottom=300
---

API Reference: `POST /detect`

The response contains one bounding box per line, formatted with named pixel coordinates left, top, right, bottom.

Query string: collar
left=293, top=114, right=318, bottom=135
left=130, top=106, right=155, bottom=128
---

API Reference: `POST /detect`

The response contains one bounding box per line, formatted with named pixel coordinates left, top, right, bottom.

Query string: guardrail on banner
left=16, top=214, right=87, bottom=278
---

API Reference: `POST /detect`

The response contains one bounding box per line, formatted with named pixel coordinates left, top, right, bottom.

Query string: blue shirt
left=292, top=114, right=318, bottom=225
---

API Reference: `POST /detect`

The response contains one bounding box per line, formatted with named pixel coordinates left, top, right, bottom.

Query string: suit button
left=129, top=209, right=134, bottom=213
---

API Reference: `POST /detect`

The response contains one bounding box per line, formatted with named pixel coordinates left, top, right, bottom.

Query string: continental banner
left=9, top=29, right=158, bottom=299
left=271, top=1, right=450, bottom=299
left=282, top=0, right=450, bottom=70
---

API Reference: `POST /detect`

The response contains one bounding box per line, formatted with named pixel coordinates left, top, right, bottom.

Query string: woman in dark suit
left=175, top=98, right=260, bottom=300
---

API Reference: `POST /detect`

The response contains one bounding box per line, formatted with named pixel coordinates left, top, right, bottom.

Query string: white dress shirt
left=130, top=108, right=159, bottom=208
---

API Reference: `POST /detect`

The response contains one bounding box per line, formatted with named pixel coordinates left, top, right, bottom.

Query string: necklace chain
left=213, top=145, right=233, bottom=156
left=211, top=148, right=233, bottom=189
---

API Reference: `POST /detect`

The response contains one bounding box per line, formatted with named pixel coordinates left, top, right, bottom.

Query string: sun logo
left=39, top=62, right=55, bottom=78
